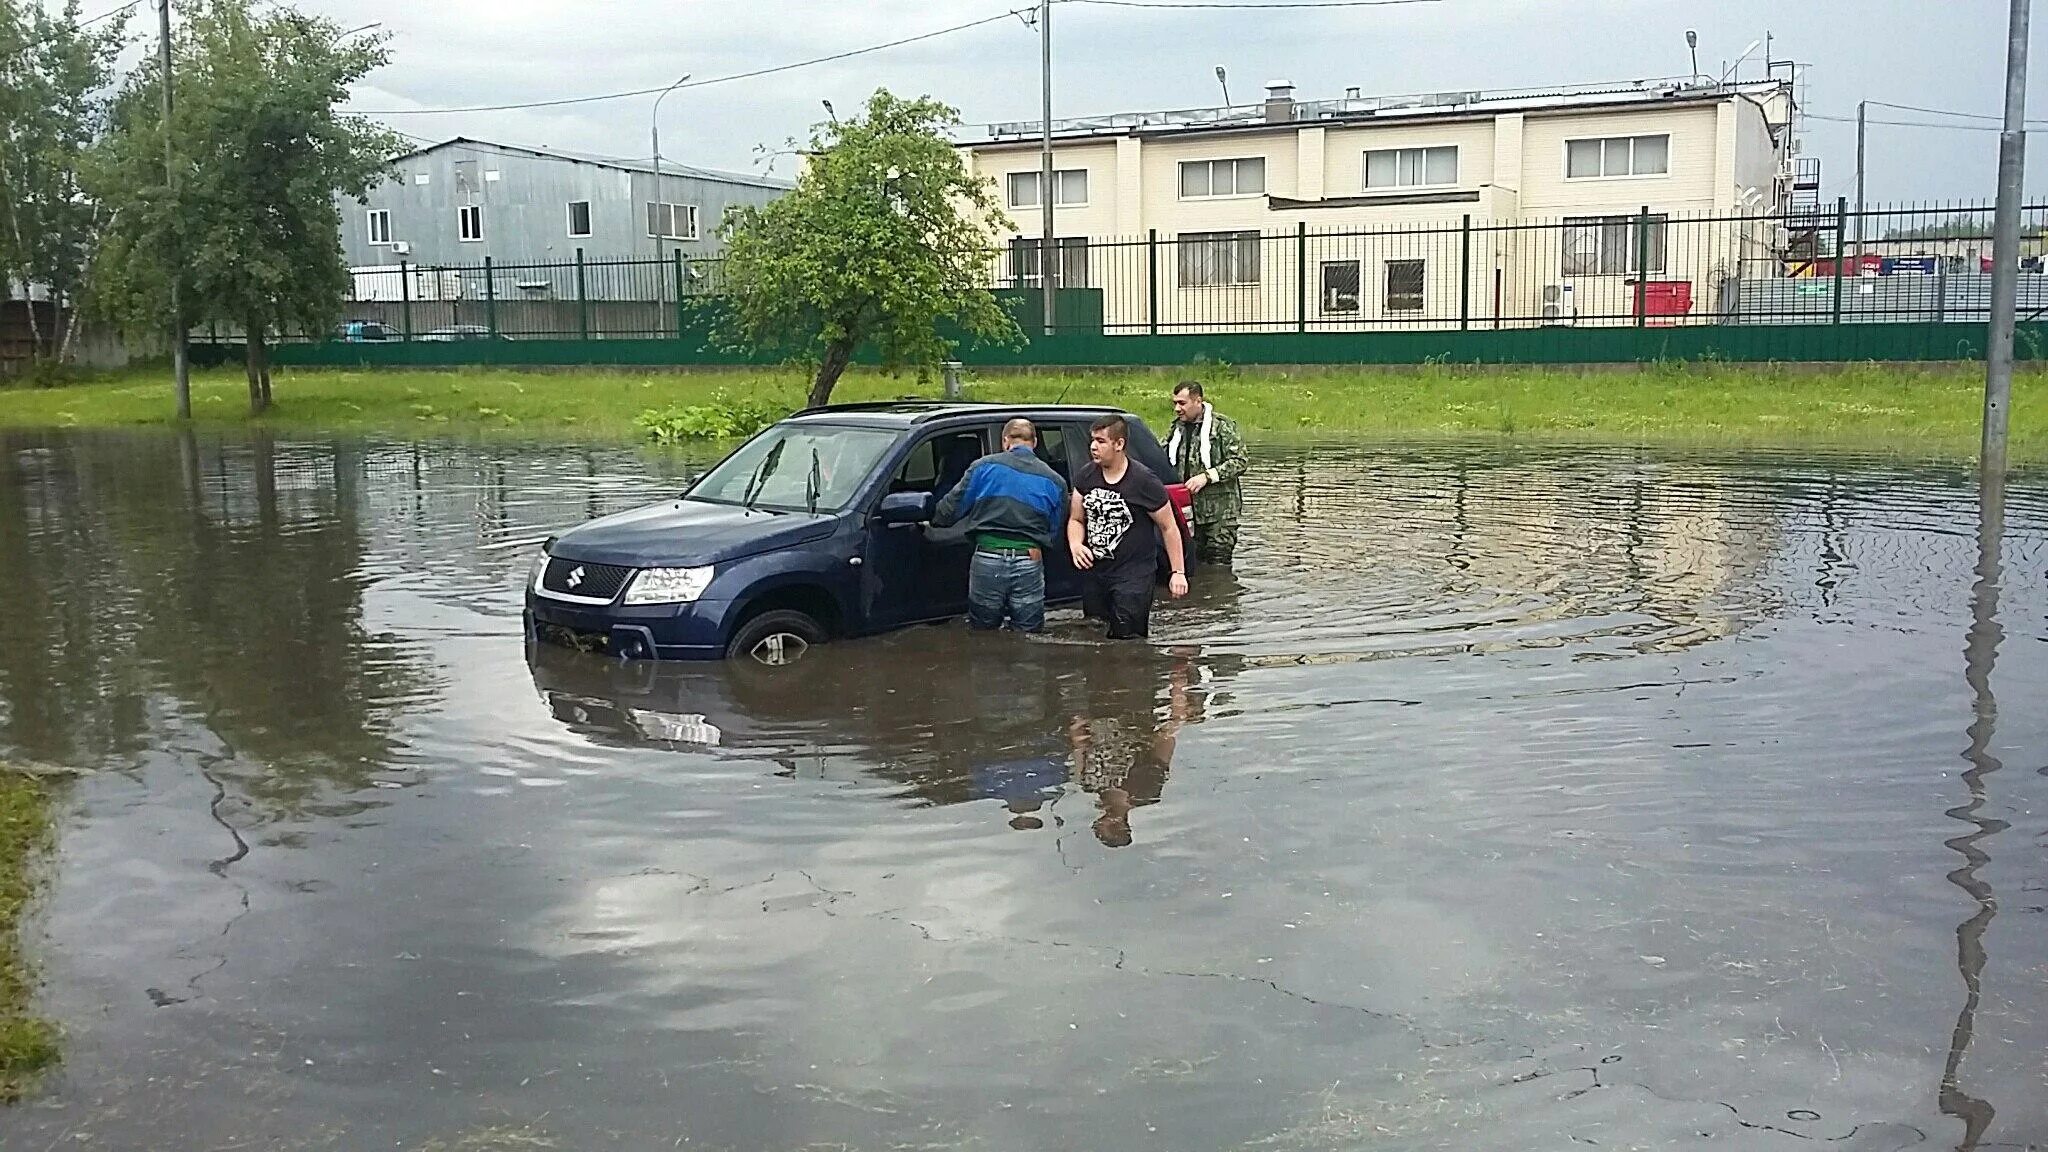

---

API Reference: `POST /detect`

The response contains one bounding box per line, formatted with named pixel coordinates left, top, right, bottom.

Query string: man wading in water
left=1164, top=380, right=1248, bottom=566
left=929, top=418, right=1067, bottom=633
left=1069, top=414, right=1188, bottom=640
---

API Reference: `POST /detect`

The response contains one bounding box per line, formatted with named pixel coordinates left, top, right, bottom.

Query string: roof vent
left=1264, top=80, right=1296, bottom=123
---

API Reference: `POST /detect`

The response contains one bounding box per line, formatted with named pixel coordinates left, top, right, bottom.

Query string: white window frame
left=1006, top=169, right=1088, bottom=210
left=646, top=201, right=699, bottom=241
left=1564, top=134, right=1672, bottom=180
left=1177, top=230, right=1261, bottom=287
left=1007, top=236, right=1090, bottom=288
left=1362, top=145, right=1459, bottom=191
left=566, top=200, right=592, bottom=238
left=1561, top=214, right=1669, bottom=276
left=365, top=209, right=393, bottom=246
left=1177, top=157, right=1267, bottom=200
left=457, top=204, right=483, bottom=242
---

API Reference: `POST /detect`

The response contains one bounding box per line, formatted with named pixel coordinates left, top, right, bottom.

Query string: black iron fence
left=303, top=201, right=2047, bottom=344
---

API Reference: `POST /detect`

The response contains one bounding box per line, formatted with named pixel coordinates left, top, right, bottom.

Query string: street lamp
left=1719, top=39, right=1762, bottom=87
left=650, top=72, right=692, bottom=270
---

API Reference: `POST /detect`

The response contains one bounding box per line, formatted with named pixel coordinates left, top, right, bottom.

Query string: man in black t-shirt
left=1067, top=414, right=1189, bottom=640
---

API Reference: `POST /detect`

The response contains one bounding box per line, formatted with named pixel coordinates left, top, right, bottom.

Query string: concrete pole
left=1039, top=0, right=1056, bottom=337
left=160, top=0, right=189, bottom=419
left=1984, top=0, right=2030, bottom=478
left=650, top=74, right=691, bottom=302
left=1853, top=100, right=1866, bottom=265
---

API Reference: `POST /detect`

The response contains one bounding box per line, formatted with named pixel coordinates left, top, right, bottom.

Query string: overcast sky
left=84, top=0, right=2048, bottom=202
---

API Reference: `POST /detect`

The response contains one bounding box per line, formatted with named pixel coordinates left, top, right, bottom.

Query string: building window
left=1364, top=146, right=1458, bottom=189
left=646, top=202, right=698, bottom=240
left=1008, top=236, right=1090, bottom=288
left=366, top=209, right=393, bottom=246
left=458, top=204, right=483, bottom=242
left=1566, top=134, right=1671, bottom=179
left=1007, top=169, right=1088, bottom=209
left=1562, top=214, right=1668, bottom=275
left=1178, top=157, right=1266, bottom=199
left=1320, top=261, right=1361, bottom=314
left=1177, top=230, right=1261, bottom=286
left=1384, top=259, right=1426, bottom=311
left=567, top=200, right=592, bottom=238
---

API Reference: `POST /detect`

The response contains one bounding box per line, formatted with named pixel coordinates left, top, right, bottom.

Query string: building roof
left=390, top=137, right=793, bottom=190
left=959, top=77, right=1791, bottom=150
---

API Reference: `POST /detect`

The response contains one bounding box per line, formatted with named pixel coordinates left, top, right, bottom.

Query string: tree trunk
left=807, top=337, right=855, bottom=408
left=245, top=322, right=271, bottom=414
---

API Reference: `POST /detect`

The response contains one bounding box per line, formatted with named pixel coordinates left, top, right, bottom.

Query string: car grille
left=540, top=557, right=633, bottom=601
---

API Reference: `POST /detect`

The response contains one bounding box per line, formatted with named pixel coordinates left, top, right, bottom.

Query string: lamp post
left=650, top=72, right=692, bottom=272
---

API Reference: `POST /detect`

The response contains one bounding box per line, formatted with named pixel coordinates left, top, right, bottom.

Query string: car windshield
left=687, top=424, right=900, bottom=513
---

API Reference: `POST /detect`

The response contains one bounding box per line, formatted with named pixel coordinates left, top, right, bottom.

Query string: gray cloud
left=78, top=1, right=2048, bottom=199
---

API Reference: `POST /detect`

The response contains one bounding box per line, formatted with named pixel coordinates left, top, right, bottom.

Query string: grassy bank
left=0, top=770, right=58, bottom=1102
left=0, top=361, right=2040, bottom=457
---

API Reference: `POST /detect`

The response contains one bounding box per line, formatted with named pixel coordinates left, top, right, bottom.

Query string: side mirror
left=874, top=491, right=930, bottom=524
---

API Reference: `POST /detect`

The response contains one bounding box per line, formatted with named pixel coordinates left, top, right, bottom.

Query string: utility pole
left=1038, top=0, right=1056, bottom=338
left=1853, top=100, right=1867, bottom=265
left=159, top=0, right=188, bottom=419
left=1985, top=0, right=2030, bottom=478
left=650, top=74, right=690, bottom=324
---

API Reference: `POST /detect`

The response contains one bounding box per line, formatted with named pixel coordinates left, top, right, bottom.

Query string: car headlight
left=527, top=550, right=549, bottom=591
left=623, top=565, right=715, bottom=605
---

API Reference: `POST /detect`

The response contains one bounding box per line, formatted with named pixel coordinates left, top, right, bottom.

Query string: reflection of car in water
left=524, top=402, right=1194, bottom=666
left=526, top=636, right=1229, bottom=840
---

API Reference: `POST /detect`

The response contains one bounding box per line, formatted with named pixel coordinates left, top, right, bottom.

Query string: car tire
left=726, top=609, right=826, bottom=666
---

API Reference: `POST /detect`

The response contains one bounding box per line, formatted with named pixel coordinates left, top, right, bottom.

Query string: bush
left=634, top=391, right=786, bottom=443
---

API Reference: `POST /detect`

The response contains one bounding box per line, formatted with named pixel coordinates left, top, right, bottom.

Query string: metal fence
left=306, top=200, right=2047, bottom=343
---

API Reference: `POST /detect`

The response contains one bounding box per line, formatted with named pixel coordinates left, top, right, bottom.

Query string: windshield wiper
left=741, top=439, right=787, bottom=512
left=805, top=447, right=822, bottom=514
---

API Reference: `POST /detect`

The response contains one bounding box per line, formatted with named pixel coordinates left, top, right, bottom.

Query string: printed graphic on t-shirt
left=1083, top=487, right=1134, bottom=556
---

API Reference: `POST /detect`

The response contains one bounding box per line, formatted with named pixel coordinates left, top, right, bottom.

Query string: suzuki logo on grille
left=566, top=565, right=586, bottom=589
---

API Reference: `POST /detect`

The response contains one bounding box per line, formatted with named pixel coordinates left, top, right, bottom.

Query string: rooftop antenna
left=1215, top=65, right=1231, bottom=106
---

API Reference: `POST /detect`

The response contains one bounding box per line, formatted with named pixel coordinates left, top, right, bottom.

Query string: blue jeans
left=968, top=549, right=1046, bottom=632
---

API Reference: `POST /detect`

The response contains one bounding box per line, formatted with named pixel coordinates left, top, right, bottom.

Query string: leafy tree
left=87, top=0, right=401, bottom=413
left=0, top=0, right=125, bottom=367
left=716, top=89, right=1020, bottom=408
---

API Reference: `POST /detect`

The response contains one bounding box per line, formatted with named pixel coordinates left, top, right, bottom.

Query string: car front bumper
left=524, top=593, right=737, bottom=661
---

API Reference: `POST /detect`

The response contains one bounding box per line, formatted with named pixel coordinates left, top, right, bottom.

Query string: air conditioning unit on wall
left=1541, top=283, right=1576, bottom=325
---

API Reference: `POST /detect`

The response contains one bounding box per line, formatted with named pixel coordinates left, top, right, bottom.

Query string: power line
left=1066, top=0, right=1436, bottom=7
left=1866, top=98, right=2048, bottom=128
left=1808, top=111, right=2033, bottom=133
left=353, top=7, right=1032, bottom=115
left=0, top=0, right=141, bottom=59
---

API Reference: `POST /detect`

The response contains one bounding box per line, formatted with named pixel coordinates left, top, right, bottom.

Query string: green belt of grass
left=0, top=362, right=2039, bottom=459
left=0, top=771, right=58, bottom=1102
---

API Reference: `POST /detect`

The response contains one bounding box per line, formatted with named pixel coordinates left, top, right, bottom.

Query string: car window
left=688, top=424, right=901, bottom=513
left=892, top=429, right=988, bottom=497
left=1035, top=426, right=1070, bottom=481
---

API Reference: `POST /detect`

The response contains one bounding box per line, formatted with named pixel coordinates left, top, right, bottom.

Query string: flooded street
left=2, top=431, right=2045, bottom=1151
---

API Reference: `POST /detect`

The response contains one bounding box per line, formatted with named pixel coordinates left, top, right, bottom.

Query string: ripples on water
left=0, top=431, right=2044, bottom=1151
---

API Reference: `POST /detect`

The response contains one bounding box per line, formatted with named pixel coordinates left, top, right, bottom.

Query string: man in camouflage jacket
left=1163, top=380, right=1248, bottom=565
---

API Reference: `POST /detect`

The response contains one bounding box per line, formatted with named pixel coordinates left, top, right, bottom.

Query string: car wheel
left=726, top=609, right=826, bottom=666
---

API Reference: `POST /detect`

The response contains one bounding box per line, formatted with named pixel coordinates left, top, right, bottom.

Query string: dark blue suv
left=525, top=402, right=1192, bottom=664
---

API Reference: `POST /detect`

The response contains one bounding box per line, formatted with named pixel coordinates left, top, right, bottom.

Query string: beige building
left=960, top=78, right=1805, bottom=330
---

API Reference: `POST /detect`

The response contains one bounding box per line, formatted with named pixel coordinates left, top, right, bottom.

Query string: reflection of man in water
left=1068, top=659, right=1197, bottom=847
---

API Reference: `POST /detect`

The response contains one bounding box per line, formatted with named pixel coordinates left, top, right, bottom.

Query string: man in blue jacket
left=929, top=418, right=1069, bottom=633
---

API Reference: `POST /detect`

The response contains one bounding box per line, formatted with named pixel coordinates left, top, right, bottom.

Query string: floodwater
left=1, top=431, right=2045, bottom=1152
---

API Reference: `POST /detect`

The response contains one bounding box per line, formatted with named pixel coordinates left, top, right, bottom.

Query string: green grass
left=0, top=770, right=59, bottom=1103
left=0, top=361, right=2040, bottom=458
